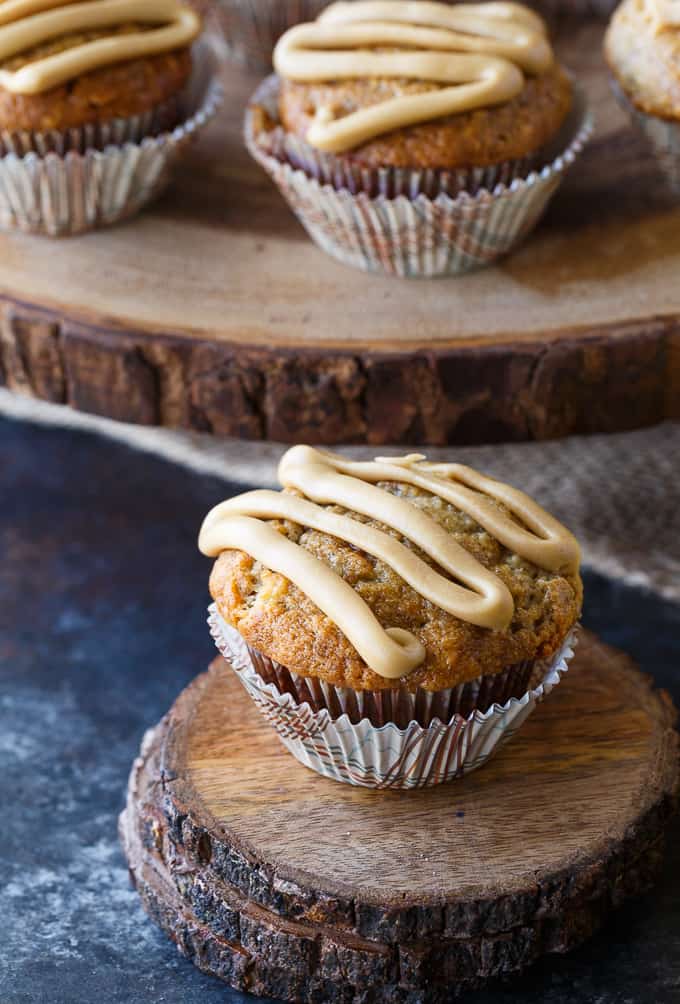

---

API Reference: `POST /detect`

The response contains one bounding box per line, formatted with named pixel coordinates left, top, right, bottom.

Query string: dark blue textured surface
left=1, top=415, right=679, bottom=1004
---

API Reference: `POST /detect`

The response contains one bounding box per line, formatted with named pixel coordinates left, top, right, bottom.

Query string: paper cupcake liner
left=208, top=604, right=577, bottom=789
left=611, top=79, right=680, bottom=193
left=0, top=40, right=223, bottom=236
left=244, top=644, right=545, bottom=728
left=245, top=80, right=593, bottom=277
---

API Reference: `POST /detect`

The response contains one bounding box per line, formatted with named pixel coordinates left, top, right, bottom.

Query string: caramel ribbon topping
left=273, top=1, right=553, bottom=153
left=0, top=0, right=200, bottom=95
left=199, top=447, right=580, bottom=681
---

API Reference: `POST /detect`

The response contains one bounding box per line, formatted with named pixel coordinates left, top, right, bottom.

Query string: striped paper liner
left=0, top=39, right=223, bottom=236
left=245, top=79, right=593, bottom=277
left=208, top=605, right=577, bottom=789
left=611, top=78, right=680, bottom=193
left=243, top=644, right=543, bottom=728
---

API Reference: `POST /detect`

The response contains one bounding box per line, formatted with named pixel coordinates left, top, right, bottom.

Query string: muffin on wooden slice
left=606, top=0, right=680, bottom=190
left=200, top=446, right=581, bottom=788
left=245, top=0, right=592, bottom=277
left=0, top=1, right=222, bottom=236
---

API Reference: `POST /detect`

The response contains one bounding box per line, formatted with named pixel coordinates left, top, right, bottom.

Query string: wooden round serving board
left=3, top=23, right=680, bottom=445
left=120, top=631, right=679, bottom=1002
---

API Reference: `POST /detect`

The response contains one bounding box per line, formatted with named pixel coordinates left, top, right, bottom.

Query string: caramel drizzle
left=199, top=446, right=580, bottom=681
left=0, top=0, right=200, bottom=95
left=273, top=0, right=553, bottom=153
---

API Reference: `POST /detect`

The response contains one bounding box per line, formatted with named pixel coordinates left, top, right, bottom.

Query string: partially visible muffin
left=0, top=3, right=201, bottom=137
left=0, top=27, right=193, bottom=133
left=605, top=0, right=680, bottom=119
left=0, top=2, right=219, bottom=238
left=605, top=0, right=680, bottom=189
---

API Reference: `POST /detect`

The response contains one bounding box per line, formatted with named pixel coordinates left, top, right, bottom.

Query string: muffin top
left=270, top=0, right=572, bottom=167
left=0, top=1, right=199, bottom=95
left=200, top=447, right=582, bottom=692
left=605, top=0, right=680, bottom=119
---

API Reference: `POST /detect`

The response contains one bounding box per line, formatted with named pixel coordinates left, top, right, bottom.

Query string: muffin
left=0, top=1, right=222, bottom=235
left=605, top=0, right=680, bottom=190
left=245, top=0, right=592, bottom=277
left=0, top=1, right=202, bottom=143
left=209, top=0, right=334, bottom=70
left=0, top=30, right=192, bottom=135
left=200, top=446, right=581, bottom=788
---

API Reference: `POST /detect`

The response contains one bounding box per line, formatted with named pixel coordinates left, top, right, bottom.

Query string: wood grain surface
left=120, top=632, right=679, bottom=1000
left=3, top=23, right=680, bottom=444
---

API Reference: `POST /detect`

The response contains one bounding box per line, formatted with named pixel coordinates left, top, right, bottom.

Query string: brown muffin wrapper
left=246, top=645, right=546, bottom=729
left=611, top=78, right=680, bottom=193
left=0, top=38, right=223, bottom=236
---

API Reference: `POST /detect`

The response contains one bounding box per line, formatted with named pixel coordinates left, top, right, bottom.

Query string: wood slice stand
left=120, top=631, right=679, bottom=1002
left=2, top=23, right=680, bottom=445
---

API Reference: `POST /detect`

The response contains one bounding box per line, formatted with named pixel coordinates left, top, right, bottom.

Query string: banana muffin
left=0, top=1, right=201, bottom=135
left=0, top=1, right=222, bottom=238
left=270, top=0, right=572, bottom=170
left=201, top=447, right=581, bottom=697
left=200, top=447, right=581, bottom=785
left=245, top=1, right=590, bottom=277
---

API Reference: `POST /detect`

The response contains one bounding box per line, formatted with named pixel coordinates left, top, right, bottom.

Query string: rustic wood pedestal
left=2, top=25, right=680, bottom=444
left=120, top=631, right=679, bottom=1002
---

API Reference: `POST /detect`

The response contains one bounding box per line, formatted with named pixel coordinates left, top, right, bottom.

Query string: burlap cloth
left=2, top=388, right=678, bottom=603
